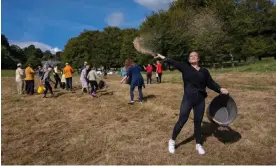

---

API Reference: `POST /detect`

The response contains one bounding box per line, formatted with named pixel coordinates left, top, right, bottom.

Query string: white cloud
left=105, top=12, right=124, bottom=27
left=10, top=41, right=61, bottom=54
left=134, top=0, right=176, bottom=11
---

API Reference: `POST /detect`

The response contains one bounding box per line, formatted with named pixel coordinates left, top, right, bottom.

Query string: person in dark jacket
left=155, top=52, right=229, bottom=155
left=120, top=59, right=145, bottom=105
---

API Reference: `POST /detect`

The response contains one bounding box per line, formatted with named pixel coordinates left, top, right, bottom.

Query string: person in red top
left=154, top=60, right=163, bottom=83
left=143, top=64, right=153, bottom=84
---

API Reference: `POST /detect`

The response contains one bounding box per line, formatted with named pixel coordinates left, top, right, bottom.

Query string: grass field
left=1, top=58, right=276, bottom=164
left=2, top=57, right=276, bottom=78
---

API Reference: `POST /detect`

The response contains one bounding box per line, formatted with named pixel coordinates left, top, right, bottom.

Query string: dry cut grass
left=1, top=72, right=276, bottom=164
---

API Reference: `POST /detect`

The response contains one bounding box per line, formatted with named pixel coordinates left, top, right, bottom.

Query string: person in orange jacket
left=63, top=63, right=74, bottom=91
left=25, top=64, right=35, bottom=95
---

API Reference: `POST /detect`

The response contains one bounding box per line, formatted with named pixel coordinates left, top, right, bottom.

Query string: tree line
left=1, top=34, right=62, bottom=69
left=2, top=0, right=276, bottom=70
left=139, top=0, right=276, bottom=66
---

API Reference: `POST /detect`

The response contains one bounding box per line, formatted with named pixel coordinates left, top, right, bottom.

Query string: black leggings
left=172, top=91, right=205, bottom=144
left=89, top=81, right=98, bottom=93
left=66, top=77, right=72, bottom=90
left=158, top=73, right=162, bottom=83
left=146, top=72, right=152, bottom=84
left=44, top=81, right=53, bottom=95
left=54, top=74, right=62, bottom=88
left=26, top=80, right=34, bottom=95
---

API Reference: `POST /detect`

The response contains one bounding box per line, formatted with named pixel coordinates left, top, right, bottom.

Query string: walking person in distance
left=63, top=63, right=74, bottom=91
left=154, top=60, right=163, bottom=83
left=15, top=63, right=25, bottom=95
left=25, top=64, right=35, bottom=95
left=144, top=64, right=153, bottom=84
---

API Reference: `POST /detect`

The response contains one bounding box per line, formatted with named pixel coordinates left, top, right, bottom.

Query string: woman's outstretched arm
left=205, top=69, right=228, bottom=94
left=155, top=54, right=188, bottom=73
left=120, top=67, right=131, bottom=83
left=120, top=76, right=128, bottom=83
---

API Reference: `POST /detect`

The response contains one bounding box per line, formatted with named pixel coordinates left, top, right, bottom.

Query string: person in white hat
left=81, top=61, right=88, bottom=74
left=15, top=63, right=25, bottom=95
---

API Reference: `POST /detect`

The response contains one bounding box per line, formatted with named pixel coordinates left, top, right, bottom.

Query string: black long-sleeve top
left=164, top=58, right=221, bottom=97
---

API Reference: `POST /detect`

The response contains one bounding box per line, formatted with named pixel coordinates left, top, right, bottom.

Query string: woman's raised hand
left=154, top=53, right=166, bottom=60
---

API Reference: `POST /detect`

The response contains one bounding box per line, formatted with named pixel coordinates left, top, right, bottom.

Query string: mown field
left=1, top=58, right=276, bottom=164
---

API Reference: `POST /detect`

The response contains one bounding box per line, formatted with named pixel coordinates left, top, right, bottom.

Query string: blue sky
left=2, top=0, right=174, bottom=53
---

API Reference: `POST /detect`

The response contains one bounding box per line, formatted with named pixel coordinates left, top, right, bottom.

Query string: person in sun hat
left=80, top=61, right=88, bottom=73
left=15, top=63, right=25, bottom=95
left=80, top=64, right=90, bottom=94
left=154, top=52, right=229, bottom=155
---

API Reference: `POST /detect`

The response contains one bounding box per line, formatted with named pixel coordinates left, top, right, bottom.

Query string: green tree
left=55, top=51, right=62, bottom=61
left=9, top=45, right=26, bottom=64
left=120, top=28, right=144, bottom=65
left=1, top=34, right=10, bottom=48
left=42, top=50, right=53, bottom=60
left=1, top=46, right=17, bottom=69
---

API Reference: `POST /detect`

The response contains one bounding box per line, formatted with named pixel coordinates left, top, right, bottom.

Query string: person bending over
left=155, top=52, right=229, bottom=155
left=87, top=67, right=100, bottom=97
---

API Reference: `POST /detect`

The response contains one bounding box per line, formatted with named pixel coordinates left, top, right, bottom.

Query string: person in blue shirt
left=122, top=67, right=127, bottom=77
left=120, top=59, right=144, bottom=104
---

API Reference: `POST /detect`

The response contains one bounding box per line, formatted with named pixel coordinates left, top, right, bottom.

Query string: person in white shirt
left=53, top=65, right=62, bottom=88
left=15, top=63, right=25, bottom=95
left=87, top=67, right=100, bottom=97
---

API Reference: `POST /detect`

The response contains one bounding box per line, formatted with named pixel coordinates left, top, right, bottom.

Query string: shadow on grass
left=54, top=92, right=67, bottom=98
left=98, top=91, right=114, bottom=97
left=175, top=121, right=241, bottom=149
left=143, top=94, right=156, bottom=101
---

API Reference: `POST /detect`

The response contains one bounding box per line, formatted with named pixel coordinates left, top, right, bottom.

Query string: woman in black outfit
left=155, top=52, right=229, bottom=155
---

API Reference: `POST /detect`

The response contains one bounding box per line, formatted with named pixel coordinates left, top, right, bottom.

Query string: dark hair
left=189, top=51, right=200, bottom=58
left=125, top=58, right=133, bottom=68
